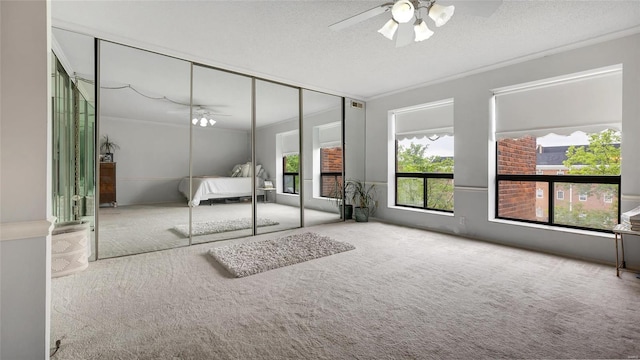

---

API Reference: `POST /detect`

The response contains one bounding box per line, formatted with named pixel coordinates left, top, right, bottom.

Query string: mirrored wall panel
left=255, top=80, right=301, bottom=234
left=51, top=28, right=97, bottom=262
left=302, top=90, right=344, bottom=226
left=98, top=41, right=191, bottom=258
left=190, top=65, right=253, bottom=244
left=52, top=29, right=361, bottom=261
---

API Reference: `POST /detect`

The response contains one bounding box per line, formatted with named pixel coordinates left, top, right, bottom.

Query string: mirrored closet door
left=190, top=65, right=254, bottom=244
left=254, top=80, right=301, bottom=234
left=301, top=90, right=344, bottom=226
left=97, top=41, right=191, bottom=258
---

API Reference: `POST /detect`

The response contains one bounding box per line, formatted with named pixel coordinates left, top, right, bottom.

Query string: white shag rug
left=172, top=218, right=279, bottom=237
left=208, top=232, right=355, bottom=277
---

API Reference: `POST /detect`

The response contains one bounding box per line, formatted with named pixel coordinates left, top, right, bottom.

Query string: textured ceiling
left=51, top=0, right=640, bottom=100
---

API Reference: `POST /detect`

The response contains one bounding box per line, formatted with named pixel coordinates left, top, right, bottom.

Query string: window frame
left=394, top=135, right=454, bottom=212
left=395, top=172, right=454, bottom=212
left=536, top=188, right=544, bottom=198
left=319, top=147, right=343, bottom=198
left=557, top=190, right=565, bottom=200
left=282, top=154, right=299, bottom=195
left=495, top=169, right=621, bottom=233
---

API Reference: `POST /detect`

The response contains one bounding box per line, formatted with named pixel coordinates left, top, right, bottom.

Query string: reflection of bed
left=178, top=176, right=265, bottom=206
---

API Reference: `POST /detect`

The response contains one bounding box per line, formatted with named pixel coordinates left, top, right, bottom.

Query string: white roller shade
left=395, top=100, right=454, bottom=141
left=495, top=68, right=622, bottom=139
left=281, top=131, right=299, bottom=155
left=319, top=122, right=341, bottom=148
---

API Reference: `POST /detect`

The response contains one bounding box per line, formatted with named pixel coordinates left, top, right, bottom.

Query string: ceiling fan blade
left=329, top=3, right=393, bottom=31
left=443, top=0, right=503, bottom=17
left=395, top=23, right=414, bottom=48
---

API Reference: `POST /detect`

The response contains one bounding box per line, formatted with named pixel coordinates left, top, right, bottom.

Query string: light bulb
left=414, top=20, right=434, bottom=41
left=200, top=118, right=207, bottom=127
left=192, top=118, right=198, bottom=125
left=391, top=0, right=415, bottom=23
left=428, top=3, right=455, bottom=27
left=209, top=119, right=216, bottom=126
left=378, top=18, right=399, bottom=40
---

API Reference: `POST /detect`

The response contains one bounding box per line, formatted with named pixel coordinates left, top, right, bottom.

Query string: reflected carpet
left=172, top=217, right=279, bottom=237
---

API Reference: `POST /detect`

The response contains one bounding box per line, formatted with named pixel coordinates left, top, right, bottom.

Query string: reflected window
left=320, top=147, right=342, bottom=198
left=283, top=154, right=299, bottom=194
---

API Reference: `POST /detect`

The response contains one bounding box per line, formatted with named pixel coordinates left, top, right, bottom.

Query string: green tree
left=563, top=129, right=620, bottom=175
left=396, top=143, right=454, bottom=211
left=285, top=154, right=299, bottom=172
left=397, top=143, right=454, bottom=173
left=555, top=129, right=620, bottom=229
left=284, top=154, right=300, bottom=194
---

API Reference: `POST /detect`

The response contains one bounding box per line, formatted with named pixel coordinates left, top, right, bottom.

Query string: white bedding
left=178, top=176, right=264, bottom=206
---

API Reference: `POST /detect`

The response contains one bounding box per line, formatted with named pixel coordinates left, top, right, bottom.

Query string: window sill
left=388, top=205, right=454, bottom=217
left=278, top=192, right=299, bottom=197
left=489, top=218, right=615, bottom=239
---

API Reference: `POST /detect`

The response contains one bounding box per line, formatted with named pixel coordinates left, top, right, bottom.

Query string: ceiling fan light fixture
left=414, top=19, right=434, bottom=41
left=391, top=0, right=415, bottom=23
left=378, top=18, right=399, bottom=40
left=428, top=3, right=455, bottom=27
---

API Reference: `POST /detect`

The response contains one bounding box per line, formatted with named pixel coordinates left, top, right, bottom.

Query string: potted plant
left=329, top=179, right=353, bottom=219
left=100, top=135, right=120, bottom=162
left=346, top=179, right=377, bottom=222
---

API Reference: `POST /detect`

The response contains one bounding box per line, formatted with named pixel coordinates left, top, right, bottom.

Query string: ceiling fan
left=167, top=105, right=231, bottom=127
left=330, top=0, right=503, bottom=47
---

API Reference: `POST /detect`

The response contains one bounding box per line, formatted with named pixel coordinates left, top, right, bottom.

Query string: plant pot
left=353, top=207, right=369, bottom=222
left=340, top=204, right=353, bottom=219
left=344, top=204, right=353, bottom=220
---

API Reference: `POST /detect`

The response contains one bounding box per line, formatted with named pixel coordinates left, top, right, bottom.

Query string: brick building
left=497, top=136, right=537, bottom=221
left=321, top=147, right=343, bottom=197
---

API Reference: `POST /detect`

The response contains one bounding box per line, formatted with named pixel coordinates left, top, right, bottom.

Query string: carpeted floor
left=97, top=202, right=340, bottom=258
left=51, top=221, right=640, bottom=359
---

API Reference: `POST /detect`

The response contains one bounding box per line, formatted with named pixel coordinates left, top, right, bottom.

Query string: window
left=494, top=66, right=622, bottom=232
left=536, top=188, right=544, bottom=198
left=279, top=130, right=299, bottom=195
left=283, top=154, right=299, bottom=194
left=394, top=99, right=454, bottom=212
left=604, top=193, right=613, bottom=203
left=320, top=147, right=342, bottom=198
left=317, top=122, right=343, bottom=198
left=536, top=207, right=544, bottom=218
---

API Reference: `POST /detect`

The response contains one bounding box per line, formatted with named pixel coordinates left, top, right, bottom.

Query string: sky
left=398, top=131, right=615, bottom=157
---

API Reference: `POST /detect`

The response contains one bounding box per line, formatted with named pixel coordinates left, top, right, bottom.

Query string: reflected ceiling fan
left=167, top=105, right=231, bottom=127
left=330, top=0, right=502, bottom=47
